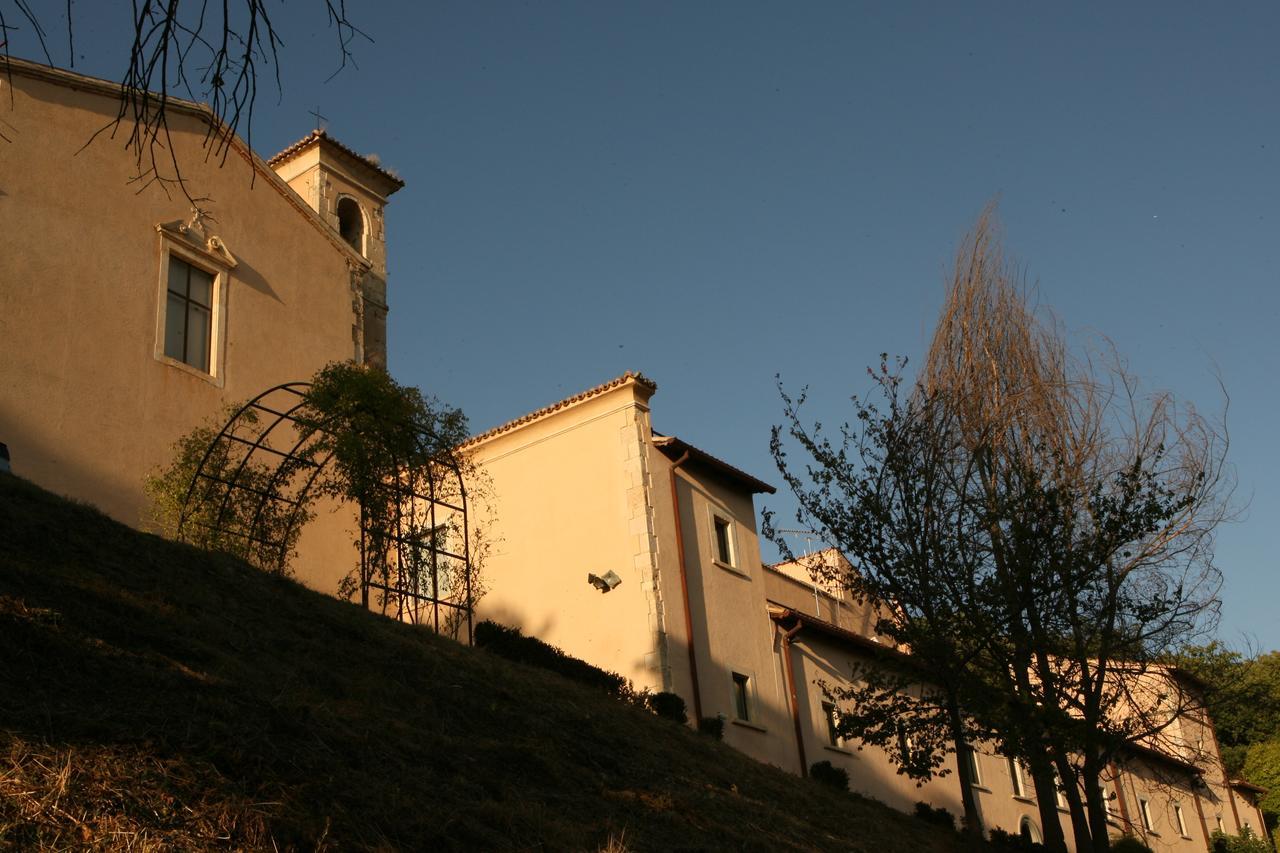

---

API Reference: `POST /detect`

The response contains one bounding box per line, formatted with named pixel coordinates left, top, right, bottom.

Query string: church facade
left=1, top=58, right=398, bottom=590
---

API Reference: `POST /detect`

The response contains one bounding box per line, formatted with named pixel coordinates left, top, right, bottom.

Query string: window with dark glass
left=1139, top=798, right=1154, bottom=832
left=714, top=515, right=733, bottom=565
left=164, top=255, right=214, bottom=372
left=1009, top=757, right=1027, bottom=798
left=732, top=672, right=751, bottom=721
left=965, top=746, right=983, bottom=785
left=823, top=701, right=841, bottom=746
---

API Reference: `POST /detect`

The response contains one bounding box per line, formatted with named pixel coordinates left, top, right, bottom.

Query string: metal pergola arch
left=176, top=381, right=473, bottom=642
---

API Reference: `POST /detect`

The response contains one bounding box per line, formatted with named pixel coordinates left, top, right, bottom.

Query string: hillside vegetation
left=0, top=474, right=985, bottom=851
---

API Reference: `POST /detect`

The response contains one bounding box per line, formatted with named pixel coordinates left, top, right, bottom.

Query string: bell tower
left=269, top=130, right=405, bottom=368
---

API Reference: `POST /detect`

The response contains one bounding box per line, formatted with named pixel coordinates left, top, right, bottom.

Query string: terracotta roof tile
left=459, top=372, right=657, bottom=449
left=268, top=129, right=405, bottom=191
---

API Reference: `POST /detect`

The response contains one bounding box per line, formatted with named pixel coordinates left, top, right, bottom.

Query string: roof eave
left=652, top=436, right=776, bottom=495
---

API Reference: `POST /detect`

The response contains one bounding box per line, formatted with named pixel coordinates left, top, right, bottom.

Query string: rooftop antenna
left=776, top=527, right=824, bottom=615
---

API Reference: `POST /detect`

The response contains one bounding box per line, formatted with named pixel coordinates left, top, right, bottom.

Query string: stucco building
left=453, top=371, right=1270, bottom=852
left=1, top=57, right=1268, bottom=852
left=0, top=58, right=400, bottom=586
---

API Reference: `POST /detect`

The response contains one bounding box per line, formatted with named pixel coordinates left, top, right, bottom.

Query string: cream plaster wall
left=783, top=630, right=967, bottom=814
left=0, top=63, right=363, bottom=585
left=466, top=380, right=669, bottom=691
left=665, top=461, right=785, bottom=760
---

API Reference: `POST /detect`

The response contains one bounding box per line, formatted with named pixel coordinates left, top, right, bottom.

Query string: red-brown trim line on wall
left=1209, top=724, right=1244, bottom=832
left=1191, top=787, right=1212, bottom=852
left=779, top=616, right=809, bottom=777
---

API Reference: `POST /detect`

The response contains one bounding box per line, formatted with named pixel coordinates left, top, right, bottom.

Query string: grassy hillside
left=0, top=474, right=985, bottom=851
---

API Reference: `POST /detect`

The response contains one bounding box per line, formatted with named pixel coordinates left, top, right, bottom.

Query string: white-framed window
left=822, top=700, right=843, bottom=747
left=163, top=253, right=215, bottom=372
left=1052, top=769, right=1068, bottom=810
left=1019, top=816, right=1043, bottom=844
left=1174, top=802, right=1189, bottom=838
left=712, top=513, right=736, bottom=568
left=964, top=746, right=983, bottom=786
left=731, top=671, right=753, bottom=722
left=1215, top=815, right=1224, bottom=833
left=1138, top=798, right=1154, bottom=832
left=154, top=228, right=232, bottom=385
left=1101, top=783, right=1118, bottom=816
left=1009, top=757, right=1028, bottom=798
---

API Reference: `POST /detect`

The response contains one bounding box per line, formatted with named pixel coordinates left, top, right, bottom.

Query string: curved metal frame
left=176, top=381, right=473, bottom=643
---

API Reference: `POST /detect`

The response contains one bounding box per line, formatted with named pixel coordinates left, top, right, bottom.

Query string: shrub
left=809, top=760, right=849, bottom=792
left=1110, top=836, right=1154, bottom=853
left=474, top=621, right=631, bottom=698
left=1210, top=828, right=1272, bottom=853
left=988, top=827, right=1045, bottom=851
left=697, top=716, right=725, bottom=740
left=913, top=801, right=956, bottom=831
left=646, top=692, right=688, bottom=724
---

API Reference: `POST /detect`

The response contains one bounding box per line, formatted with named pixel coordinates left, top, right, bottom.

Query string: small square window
left=732, top=672, right=751, bottom=721
left=713, top=515, right=735, bottom=566
left=164, top=254, right=215, bottom=372
left=822, top=701, right=842, bottom=746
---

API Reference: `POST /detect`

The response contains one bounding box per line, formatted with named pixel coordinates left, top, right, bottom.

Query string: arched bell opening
left=336, top=196, right=365, bottom=255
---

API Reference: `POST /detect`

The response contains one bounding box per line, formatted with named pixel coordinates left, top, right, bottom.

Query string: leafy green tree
left=1242, top=741, right=1280, bottom=847
left=1210, top=827, right=1272, bottom=853
left=298, top=361, right=480, bottom=623
left=1172, top=645, right=1280, bottom=844
left=767, top=357, right=998, bottom=838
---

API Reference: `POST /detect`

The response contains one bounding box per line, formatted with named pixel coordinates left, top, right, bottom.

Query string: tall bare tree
left=772, top=204, right=1231, bottom=851
left=923, top=206, right=1230, bottom=851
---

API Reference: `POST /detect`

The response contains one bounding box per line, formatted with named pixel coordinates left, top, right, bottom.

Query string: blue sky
left=19, top=2, right=1278, bottom=648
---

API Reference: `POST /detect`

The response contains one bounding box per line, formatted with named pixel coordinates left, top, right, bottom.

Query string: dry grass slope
left=0, top=474, right=988, bottom=852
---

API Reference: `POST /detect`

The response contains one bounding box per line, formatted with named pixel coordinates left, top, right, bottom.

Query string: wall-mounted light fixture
left=587, top=571, right=622, bottom=593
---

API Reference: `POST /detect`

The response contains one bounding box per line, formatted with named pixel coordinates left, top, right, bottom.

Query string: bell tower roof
left=268, top=130, right=404, bottom=199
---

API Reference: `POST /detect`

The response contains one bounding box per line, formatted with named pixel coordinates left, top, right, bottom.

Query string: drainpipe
left=667, top=450, right=703, bottom=723
left=780, top=616, right=809, bottom=777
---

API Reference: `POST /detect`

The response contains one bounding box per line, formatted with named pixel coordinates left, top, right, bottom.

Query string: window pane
left=187, top=303, right=210, bottom=371
left=824, top=702, right=840, bottom=745
left=164, top=292, right=186, bottom=360
left=188, top=266, right=214, bottom=308
left=715, top=518, right=732, bottom=564
left=733, top=673, right=750, bottom=720
left=168, top=255, right=189, bottom=295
